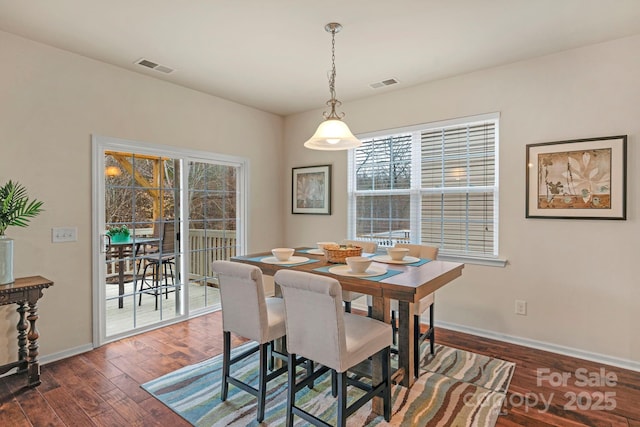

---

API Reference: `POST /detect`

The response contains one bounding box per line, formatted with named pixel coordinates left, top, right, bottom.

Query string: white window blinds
left=348, top=114, right=498, bottom=258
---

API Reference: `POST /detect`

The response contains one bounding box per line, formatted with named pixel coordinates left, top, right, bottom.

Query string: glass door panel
left=104, top=151, right=182, bottom=338
left=187, top=161, right=239, bottom=313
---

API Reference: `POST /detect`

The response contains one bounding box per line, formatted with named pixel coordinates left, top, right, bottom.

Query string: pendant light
left=304, top=23, right=362, bottom=151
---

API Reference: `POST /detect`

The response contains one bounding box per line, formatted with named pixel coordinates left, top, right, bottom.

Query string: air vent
left=369, top=78, right=399, bottom=89
left=135, top=58, right=175, bottom=74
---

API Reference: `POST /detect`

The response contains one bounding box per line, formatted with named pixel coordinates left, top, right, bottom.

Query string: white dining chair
left=274, top=269, right=392, bottom=426
left=211, top=260, right=288, bottom=423
left=340, top=239, right=379, bottom=312
left=367, top=243, right=438, bottom=379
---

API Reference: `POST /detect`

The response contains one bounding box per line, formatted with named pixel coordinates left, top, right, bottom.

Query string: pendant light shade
left=304, top=118, right=361, bottom=150
left=305, top=23, right=361, bottom=151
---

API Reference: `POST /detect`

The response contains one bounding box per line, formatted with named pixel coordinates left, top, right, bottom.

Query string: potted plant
left=0, top=180, right=44, bottom=285
left=106, top=225, right=130, bottom=243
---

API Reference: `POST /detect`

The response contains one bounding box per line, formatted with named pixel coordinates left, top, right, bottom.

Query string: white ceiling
left=2, top=1, right=640, bottom=116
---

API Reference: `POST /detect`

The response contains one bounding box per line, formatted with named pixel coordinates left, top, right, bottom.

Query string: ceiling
left=2, top=1, right=640, bottom=116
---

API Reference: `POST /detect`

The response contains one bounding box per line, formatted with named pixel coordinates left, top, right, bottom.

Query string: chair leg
left=257, top=343, right=268, bottom=423
left=337, top=371, right=348, bottom=427
left=221, top=331, right=230, bottom=401
left=331, top=370, right=337, bottom=397
left=429, top=303, right=435, bottom=355
left=344, top=301, right=352, bottom=313
left=286, top=353, right=296, bottom=427
left=414, top=313, right=421, bottom=379
left=383, top=347, right=391, bottom=421
left=391, top=310, right=397, bottom=346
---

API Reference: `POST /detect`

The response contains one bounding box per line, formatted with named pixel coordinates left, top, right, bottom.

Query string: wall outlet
left=52, top=226, right=77, bottom=243
left=515, top=299, right=527, bottom=315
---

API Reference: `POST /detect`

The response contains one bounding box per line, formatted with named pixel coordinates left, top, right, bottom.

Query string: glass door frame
left=91, top=135, right=248, bottom=347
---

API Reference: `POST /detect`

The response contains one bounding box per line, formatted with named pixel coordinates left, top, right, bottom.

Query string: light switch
left=52, top=227, right=77, bottom=243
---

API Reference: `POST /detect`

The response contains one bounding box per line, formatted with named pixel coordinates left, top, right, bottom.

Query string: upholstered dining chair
left=340, top=240, right=379, bottom=312
left=367, top=243, right=439, bottom=378
left=274, top=269, right=392, bottom=426
left=211, top=260, right=289, bottom=423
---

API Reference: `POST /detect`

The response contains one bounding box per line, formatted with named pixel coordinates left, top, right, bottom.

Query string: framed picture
left=526, top=135, right=627, bottom=219
left=292, top=165, right=331, bottom=214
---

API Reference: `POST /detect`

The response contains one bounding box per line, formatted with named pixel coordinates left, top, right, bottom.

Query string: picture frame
left=526, top=135, right=627, bottom=220
left=292, top=165, right=331, bottom=215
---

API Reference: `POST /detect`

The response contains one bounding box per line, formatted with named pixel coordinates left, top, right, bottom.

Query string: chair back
left=395, top=243, right=438, bottom=260
left=212, top=260, right=269, bottom=343
left=160, top=221, right=176, bottom=253
left=274, top=270, right=346, bottom=371
left=342, top=239, right=378, bottom=253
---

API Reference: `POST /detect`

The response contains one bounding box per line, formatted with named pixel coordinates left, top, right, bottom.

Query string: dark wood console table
left=0, top=275, right=54, bottom=387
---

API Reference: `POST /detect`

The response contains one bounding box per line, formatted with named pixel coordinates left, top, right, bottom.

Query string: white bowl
left=272, top=247, right=294, bottom=261
left=317, top=241, right=337, bottom=250
left=345, top=256, right=372, bottom=274
left=387, top=247, right=410, bottom=261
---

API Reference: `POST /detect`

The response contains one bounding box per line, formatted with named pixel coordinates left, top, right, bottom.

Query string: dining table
left=107, top=236, right=160, bottom=308
left=232, top=247, right=464, bottom=414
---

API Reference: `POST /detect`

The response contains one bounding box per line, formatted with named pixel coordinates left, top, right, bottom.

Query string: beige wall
left=0, top=31, right=284, bottom=363
left=2, top=28, right=638, bottom=370
left=284, top=35, right=640, bottom=367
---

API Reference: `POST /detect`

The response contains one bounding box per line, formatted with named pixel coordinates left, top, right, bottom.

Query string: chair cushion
left=340, top=313, right=392, bottom=372
left=390, top=293, right=434, bottom=315
left=264, top=297, right=286, bottom=342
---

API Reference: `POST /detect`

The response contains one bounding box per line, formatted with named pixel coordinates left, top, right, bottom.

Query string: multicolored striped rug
left=142, top=342, right=514, bottom=426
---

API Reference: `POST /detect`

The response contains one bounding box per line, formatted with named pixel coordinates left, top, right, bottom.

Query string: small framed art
left=292, top=164, right=331, bottom=215
left=525, top=135, right=627, bottom=219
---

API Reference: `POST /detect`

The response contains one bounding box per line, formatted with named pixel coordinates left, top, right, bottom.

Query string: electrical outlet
left=515, top=299, right=527, bottom=315
left=52, top=227, right=77, bottom=243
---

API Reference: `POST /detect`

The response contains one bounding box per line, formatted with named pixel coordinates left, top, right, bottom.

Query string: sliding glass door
left=93, top=136, right=246, bottom=346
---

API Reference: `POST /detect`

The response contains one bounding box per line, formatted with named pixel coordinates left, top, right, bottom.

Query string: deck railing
left=106, top=229, right=237, bottom=279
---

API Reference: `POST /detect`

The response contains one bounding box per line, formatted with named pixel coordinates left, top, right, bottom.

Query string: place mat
left=327, top=264, right=389, bottom=278
left=370, top=255, right=431, bottom=267
left=296, top=248, right=324, bottom=255
left=313, top=265, right=403, bottom=282
left=240, top=256, right=320, bottom=267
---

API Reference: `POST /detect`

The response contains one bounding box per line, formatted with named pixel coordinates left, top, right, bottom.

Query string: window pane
left=355, top=135, right=412, bottom=190
left=350, top=117, right=497, bottom=256
left=354, top=194, right=410, bottom=241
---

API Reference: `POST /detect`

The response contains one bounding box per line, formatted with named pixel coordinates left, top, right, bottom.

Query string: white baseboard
left=437, top=321, right=640, bottom=372
left=351, top=299, right=640, bottom=372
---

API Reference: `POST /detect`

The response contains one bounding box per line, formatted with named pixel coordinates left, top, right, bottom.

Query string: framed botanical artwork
left=292, top=165, right=331, bottom=215
left=526, top=135, right=627, bottom=219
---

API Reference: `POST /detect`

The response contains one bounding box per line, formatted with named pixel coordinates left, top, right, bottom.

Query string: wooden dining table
left=232, top=248, right=464, bottom=391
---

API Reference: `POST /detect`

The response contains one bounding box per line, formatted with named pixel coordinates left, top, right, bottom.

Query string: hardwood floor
left=1, top=311, right=639, bottom=426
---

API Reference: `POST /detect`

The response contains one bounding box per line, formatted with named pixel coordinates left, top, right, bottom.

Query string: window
left=348, top=113, right=499, bottom=259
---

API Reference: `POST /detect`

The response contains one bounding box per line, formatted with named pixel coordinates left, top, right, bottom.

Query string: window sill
left=437, top=254, right=507, bottom=267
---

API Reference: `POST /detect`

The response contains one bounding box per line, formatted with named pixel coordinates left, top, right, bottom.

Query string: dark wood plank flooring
left=1, top=311, right=638, bottom=426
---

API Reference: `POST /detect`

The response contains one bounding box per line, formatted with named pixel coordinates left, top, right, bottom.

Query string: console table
left=0, top=276, right=54, bottom=387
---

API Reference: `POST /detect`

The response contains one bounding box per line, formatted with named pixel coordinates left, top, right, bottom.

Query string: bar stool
left=275, top=269, right=392, bottom=426
left=212, top=260, right=289, bottom=423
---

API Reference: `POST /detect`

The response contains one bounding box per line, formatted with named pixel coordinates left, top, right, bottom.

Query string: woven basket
left=323, top=246, right=363, bottom=263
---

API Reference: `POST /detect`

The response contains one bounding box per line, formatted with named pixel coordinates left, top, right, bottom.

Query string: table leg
left=16, top=301, right=28, bottom=371
left=26, top=299, right=41, bottom=387
left=397, top=300, right=416, bottom=388
left=371, top=295, right=390, bottom=415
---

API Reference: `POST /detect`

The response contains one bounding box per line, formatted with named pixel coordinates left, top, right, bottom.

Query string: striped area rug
left=142, top=342, right=515, bottom=426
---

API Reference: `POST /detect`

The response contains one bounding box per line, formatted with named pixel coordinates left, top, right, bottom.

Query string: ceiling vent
left=369, top=78, right=399, bottom=89
left=135, top=58, right=175, bottom=74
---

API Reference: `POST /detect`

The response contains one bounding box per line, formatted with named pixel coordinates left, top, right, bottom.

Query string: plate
left=261, top=256, right=310, bottom=265
left=328, top=265, right=388, bottom=278
left=305, top=248, right=325, bottom=255
left=370, top=255, right=421, bottom=264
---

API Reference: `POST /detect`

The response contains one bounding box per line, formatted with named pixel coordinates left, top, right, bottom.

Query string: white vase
left=0, top=235, right=14, bottom=285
